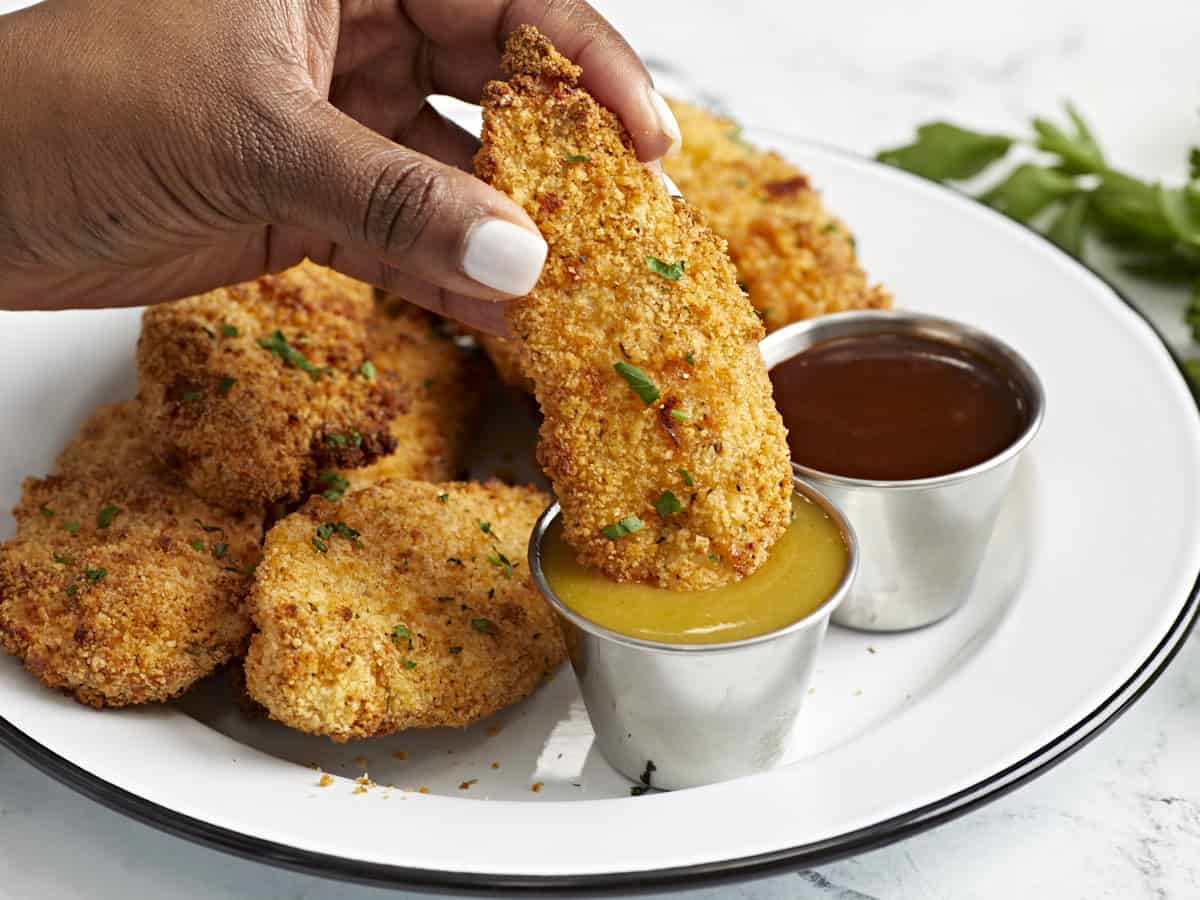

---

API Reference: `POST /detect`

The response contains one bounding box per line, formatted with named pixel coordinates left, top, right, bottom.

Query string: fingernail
left=462, top=218, right=547, bottom=296
left=646, top=89, right=682, bottom=156
left=643, top=160, right=683, bottom=199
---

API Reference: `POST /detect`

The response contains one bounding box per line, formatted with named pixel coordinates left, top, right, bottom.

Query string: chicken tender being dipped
left=137, top=261, right=403, bottom=511
left=0, top=402, right=262, bottom=708
left=330, top=299, right=482, bottom=493
left=664, top=99, right=891, bottom=332
left=243, top=480, right=564, bottom=741
left=474, top=27, right=793, bottom=590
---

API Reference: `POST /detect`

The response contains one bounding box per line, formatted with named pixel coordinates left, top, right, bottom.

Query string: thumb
left=270, top=100, right=546, bottom=299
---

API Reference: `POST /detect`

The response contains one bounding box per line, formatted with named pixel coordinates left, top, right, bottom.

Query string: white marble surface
left=2, top=0, right=1200, bottom=897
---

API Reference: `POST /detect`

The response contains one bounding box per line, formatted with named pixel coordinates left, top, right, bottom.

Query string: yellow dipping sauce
left=542, top=494, right=849, bottom=644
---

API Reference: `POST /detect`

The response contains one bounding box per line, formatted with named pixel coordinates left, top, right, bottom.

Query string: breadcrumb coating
left=474, top=27, right=792, bottom=589
left=137, top=261, right=404, bottom=511
left=337, top=299, right=482, bottom=490
left=244, top=480, right=564, bottom=741
left=477, top=331, right=534, bottom=394
left=0, top=402, right=262, bottom=708
left=664, top=99, right=891, bottom=332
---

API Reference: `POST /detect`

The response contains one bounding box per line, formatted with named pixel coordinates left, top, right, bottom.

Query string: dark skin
left=0, top=0, right=679, bottom=333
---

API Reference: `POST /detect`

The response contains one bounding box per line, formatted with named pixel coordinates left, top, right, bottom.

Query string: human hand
left=0, top=0, right=681, bottom=333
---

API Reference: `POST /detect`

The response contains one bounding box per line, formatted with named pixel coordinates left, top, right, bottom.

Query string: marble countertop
left=2, top=0, right=1199, bottom=897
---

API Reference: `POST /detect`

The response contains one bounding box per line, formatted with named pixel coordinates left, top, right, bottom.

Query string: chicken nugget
left=664, top=99, right=891, bottom=332
left=137, top=261, right=403, bottom=510
left=328, top=299, right=482, bottom=493
left=0, top=402, right=262, bottom=708
left=243, top=480, right=563, bottom=740
left=474, top=27, right=793, bottom=589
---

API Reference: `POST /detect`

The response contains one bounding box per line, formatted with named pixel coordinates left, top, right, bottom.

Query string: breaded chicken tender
left=664, top=99, right=891, bottom=332
left=244, top=480, right=564, bottom=740
left=334, top=299, right=482, bottom=491
left=0, top=402, right=262, bottom=708
left=474, top=27, right=793, bottom=589
left=137, top=261, right=403, bottom=511
left=477, top=331, right=534, bottom=394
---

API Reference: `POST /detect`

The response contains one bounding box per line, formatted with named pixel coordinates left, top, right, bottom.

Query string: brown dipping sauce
left=770, top=332, right=1030, bottom=481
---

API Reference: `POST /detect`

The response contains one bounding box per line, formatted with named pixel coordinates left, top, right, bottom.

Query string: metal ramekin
left=760, top=310, right=1045, bottom=632
left=528, top=478, right=858, bottom=791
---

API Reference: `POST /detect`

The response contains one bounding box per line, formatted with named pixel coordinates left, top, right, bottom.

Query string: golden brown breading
left=0, top=402, right=262, bottom=708
left=137, top=261, right=404, bottom=511
left=335, top=299, right=482, bottom=491
left=664, top=99, right=891, bottom=332
left=477, top=331, right=534, bottom=393
left=243, top=480, right=563, bottom=741
left=474, top=27, right=793, bottom=589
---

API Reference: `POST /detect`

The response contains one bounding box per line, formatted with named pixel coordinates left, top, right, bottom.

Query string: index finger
left=400, top=0, right=681, bottom=161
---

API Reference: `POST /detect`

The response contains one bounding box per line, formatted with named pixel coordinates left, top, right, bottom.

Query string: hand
left=0, top=0, right=681, bottom=333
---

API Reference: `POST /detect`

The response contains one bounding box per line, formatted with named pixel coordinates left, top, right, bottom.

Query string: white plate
left=1, top=135, right=1198, bottom=893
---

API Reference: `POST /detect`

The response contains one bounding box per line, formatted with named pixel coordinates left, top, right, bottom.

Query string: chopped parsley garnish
left=326, top=431, right=362, bottom=449
left=39, top=505, right=55, bottom=519
left=487, top=549, right=515, bottom=578
left=216, top=376, right=237, bottom=396
left=401, top=657, right=417, bottom=670
left=708, top=552, right=720, bottom=562
left=654, top=491, right=682, bottom=517
left=66, top=583, right=79, bottom=597
left=684, top=351, right=695, bottom=366
left=257, top=330, right=327, bottom=381
left=220, top=324, right=239, bottom=338
left=190, top=540, right=207, bottom=552
left=312, top=521, right=361, bottom=553
left=312, top=537, right=328, bottom=553
left=613, top=361, right=660, bottom=404
left=645, top=256, right=685, bottom=280
left=677, top=469, right=694, bottom=487
left=52, top=551, right=73, bottom=566
left=437, top=492, right=449, bottom=503
left=391, top=624, right=413, bottom=648
left=564, top=154, right=590, bottom=162
left=213, top=542, right=228, bottom=560
left=471, top=617, right=497, bottom=635
left=822, top=222, right=840, bottom=234
left=669, top=409, right=691, bottom=422
left=64, top=520, right=81, bottom=536
left=195, top=520, right=223, bottom=533
left=478, top=520, right=491, bottom=535
left=319, top=470, right=350, bottom=501
left=181, top=391, right=203, bottom=403
left=601, top=515, right=645, bottom=540
left=97, top=505, right=121, bottom=529
left=360, top=360, right=376, bottom=380
left=84, top=567, right=107, bottom=584
left=449, top=646, right=463, bottom=654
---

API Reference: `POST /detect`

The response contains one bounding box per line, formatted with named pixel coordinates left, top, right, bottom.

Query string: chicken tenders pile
left=476, top=26, right=793, bottom=590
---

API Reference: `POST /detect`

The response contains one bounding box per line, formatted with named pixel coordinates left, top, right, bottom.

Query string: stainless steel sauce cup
left=760, top=310, right=1045, bottom=632
left=528, top=479, right=858, bottom=791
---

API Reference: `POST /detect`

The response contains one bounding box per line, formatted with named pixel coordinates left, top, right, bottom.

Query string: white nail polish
left=462, top=218, right=547, bottom=296
left=647, top=89, right=682, bottom=155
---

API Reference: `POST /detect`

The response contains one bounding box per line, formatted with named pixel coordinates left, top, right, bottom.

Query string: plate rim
left=1, top=139, right=1197, bottom=895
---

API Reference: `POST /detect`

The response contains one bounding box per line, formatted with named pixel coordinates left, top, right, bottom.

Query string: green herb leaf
left=654, top=491, right=682, bottom=517
left=437, top=492, right=449, bottom=503
left=471, top=617, right=497, bottom=635
left=221, top=324, right=239, bottom=338
left=646, top=256, right=686, bottom=280
left=1190, top=148, right=1200, bottom=181
left=1032, top=104, right=1105, bottom=175
left=821, top=222, right=840, bottom=234
left=1046, top=193, right=1091, bottom=257
left=216, top=376, right=237, bottom=397
left=211, top=542, right=228, bottom=560
left=97, top=505, right=121, bottom=529
left=190, top=539, right=207, bottom=552
left=876, top=123, right=1014, bottom=182
left=449, top=645, right=463, bottom=654
left=312, top=537, right=328, bottom=553
left=600, top=515, right=645, bottom=540
left=1156, top=183, right=1200, bottom=247
left=1090, top=171, right=1177, bottom=245
left=478, top=520, right=491, bottom=535
left=401, top=657, right=417, bottom=670
left=614, top=361, right=660, bottom=404
left=487, top=548, right=515, bottom=578
left=361, top=360, right=376, bottom=380
left=64, top=520, right=81, bottom=536
left=564, top=154, right=590, bottom=163
left=319, top=470, right=350, bottom=501
left=66, top=583, right=79, bottom=596
left=684, top=351, right=695, bottom=366
left=181, top=391, right=203, bottom=403
left=195, top=520, right=223, bottom=534
left=677, top=468, right=694, bottom=487
left=669, top=408, right=691, bottom=422
left=258, top=330, right=327, bottom=381
left=84, top=567, right=107, bottom=584
left=391, top=623, right=413, bottom=648
left=52, top=551, right=73, bottom=566
left=39, top=505, right=55, bottom=519
left=980, top=164, right=1080, bottom=223
left=1185, top=358, right=1200, bottom=390
left=1187, top=284, right=1200, bottom=343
